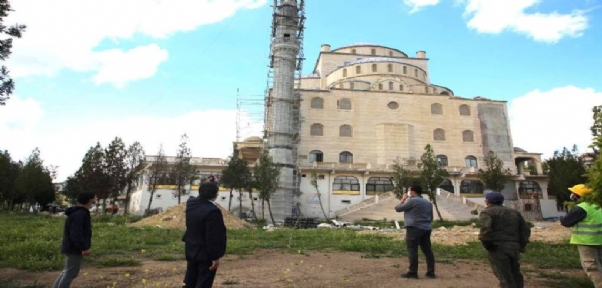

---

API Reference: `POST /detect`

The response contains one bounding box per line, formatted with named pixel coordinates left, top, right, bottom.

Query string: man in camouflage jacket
left=479, top=191, right=531, bottom=288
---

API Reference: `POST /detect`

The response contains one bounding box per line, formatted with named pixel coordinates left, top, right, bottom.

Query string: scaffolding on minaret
left=263, top=0, right=306, bottom=220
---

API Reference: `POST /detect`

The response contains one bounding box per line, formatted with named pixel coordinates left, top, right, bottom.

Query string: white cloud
left=403, top=0, right=440, bottom=13
left=93, top=44, right=169, bottom=88
left=458, top=0, right=589, bottom=42
left=0, top=99, right=263, bottom=182
left=5, top=0, right=267, bottom=86
left=509, top=86, right=601, bottom=159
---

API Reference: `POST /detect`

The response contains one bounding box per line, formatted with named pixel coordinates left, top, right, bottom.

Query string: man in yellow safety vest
left=561, top=184, right=602, bottom=288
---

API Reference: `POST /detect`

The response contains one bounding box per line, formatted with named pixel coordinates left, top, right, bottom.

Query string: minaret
left=267, top=0, right=304, bottom=221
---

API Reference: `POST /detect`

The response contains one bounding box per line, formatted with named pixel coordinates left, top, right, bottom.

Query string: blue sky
left=1, top=0, right=601, bottom=181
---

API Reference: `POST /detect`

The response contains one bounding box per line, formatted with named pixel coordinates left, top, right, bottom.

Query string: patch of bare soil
left=131, top=203, right=254, bottom=230
left=357, top=222, right=571, bottom=245
left=0, top=250, right=586, bottom=288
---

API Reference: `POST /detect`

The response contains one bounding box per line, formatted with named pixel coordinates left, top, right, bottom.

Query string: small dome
left=244, top=136, right=262, bottom=143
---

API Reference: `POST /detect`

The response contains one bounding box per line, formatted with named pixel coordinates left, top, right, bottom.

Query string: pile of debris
left=356, top=222, right=571, bottom=245
left=131, top=203, right=255, bottom=230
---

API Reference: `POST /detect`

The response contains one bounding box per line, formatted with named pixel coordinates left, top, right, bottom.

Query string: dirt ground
left=0, top=250, right=586, bottom=288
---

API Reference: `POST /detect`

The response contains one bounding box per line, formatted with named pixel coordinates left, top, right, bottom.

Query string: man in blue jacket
left=52, top=191, right=96, bottom=288
left=183, top=182, right=227, bottom=288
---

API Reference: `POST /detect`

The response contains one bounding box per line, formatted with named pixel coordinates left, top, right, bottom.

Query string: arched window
left=310, top=97, right=324, bottom=109
left=355, top=65, right=361, bottom=74
left=399, top=84, right=404, bottom=91
left=339, top=125, right=353, bottom=137
left=351, top=49, right=356, bottom=54
left=463, top=130, right=474, bottom=142
left=459, top=105, right=470, bottom=116
left=371, top=64, right=377, bottom=72
left=440, top=91, right=449, bottom=96
left=439, top=179, right=454, bottom=192
left=414, top=68, right=418, bottom=77
left=333, top=176, right=360, bottom=191
left=371, top=48, right=376, bottom=55
left=309, top=150, right=323, bottom=163
left=339, top=151, right=353, bottom=163
left=433, top=129, right=446, bottom=141
left=343, top=69, right=347, bottom=77
left=465, top=156, right=478, bottom=168
left=460, top=180, right=484, bottom=194
left=338, top=98, right=352, bottom=110
left=424, top=87, right=429, bottom=93
left=387, top=64, right=393, bottom=72
left=388, top=82, right=393, bottom=90
left=436, top=155, right=448, bottom=167
left=310, top=123, right=323, bottom=136
left=403, top=66, right=407, bottom=74
left=389, top=51, right=393, bottom=56
left=366, top=177, right=394, bottom=194
left=431, top=103, right=443, bottom=115
left=378, top=83, right=383, bottom=90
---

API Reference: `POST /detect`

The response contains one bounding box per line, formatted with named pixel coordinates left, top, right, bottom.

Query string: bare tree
left=123, top=142, right=146, bottom=215
left=173, top=134, right=195, bottom=204
left=309, top=169, right=329, bottom=220
left=145, top=145, right=168, bottom=215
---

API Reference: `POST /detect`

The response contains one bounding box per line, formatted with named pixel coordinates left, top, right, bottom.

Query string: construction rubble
left=264, top=219, right=571, bottom=245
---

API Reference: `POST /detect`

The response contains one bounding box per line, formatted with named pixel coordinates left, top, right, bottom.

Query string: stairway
left=338, top=193, right=477, bottom=222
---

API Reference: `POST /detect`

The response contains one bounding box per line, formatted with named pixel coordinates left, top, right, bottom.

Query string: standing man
left=560, top=184, right=602, bottom=287
left=52, top=192, right=96, bottom=288
left=394, top=184, right=436, bottom=279
left=183, top=182, right=227, bottom=288
left=479, top=191, right=531, bottom=288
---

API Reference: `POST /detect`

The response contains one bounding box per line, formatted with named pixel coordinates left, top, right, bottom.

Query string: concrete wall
left=477, top=103, right=515, bottom=168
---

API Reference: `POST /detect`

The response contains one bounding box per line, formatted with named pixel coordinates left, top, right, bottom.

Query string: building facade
left=130, top=43, right=560, bottom=220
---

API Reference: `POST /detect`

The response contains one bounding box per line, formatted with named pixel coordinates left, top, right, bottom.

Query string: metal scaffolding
left=236, top=89, right=265, bottom=143
left=264, top=0, right=306, bottom=220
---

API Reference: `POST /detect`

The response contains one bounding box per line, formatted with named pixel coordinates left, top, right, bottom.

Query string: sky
left=1, top=0, right=601, bottom=182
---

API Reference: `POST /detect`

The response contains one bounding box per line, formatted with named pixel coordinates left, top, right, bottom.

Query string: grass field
left=0, top=213, right=592, bottom=287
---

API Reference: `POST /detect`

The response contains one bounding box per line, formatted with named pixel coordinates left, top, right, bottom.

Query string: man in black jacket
left=52, top=191, right=96, bottom=288
left=183, top=182, right=227, bottom=288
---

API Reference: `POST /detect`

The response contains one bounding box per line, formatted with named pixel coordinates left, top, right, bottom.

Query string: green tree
left=221, top=148, right=252, bottom=214
left=172, top=134, right=195, bottom=204
left=592, top=106, right=602, bottom=158
left=418, top=144, right=448, bottom=221
left=123, top=142, right=146, bottom=215
left=0, top=150, right=21, bottom=210
left=0, top=0, right=26, bottom=106
left=309, top=168, right=329, bottom=220
left=145, top=145, right=168, bottom=215
left=391, top=157, right=416, bottom=199
left=478, top=151, right=513, bottom=192
left=78, top=143, right=111, bottom=212
left=253, top=150, right=280, bottom=224
left=14, top=148, right=55, bottom=211
left=104, top=137, right=128, bottom=206
left=545, top=146, right=587, bottom=208
left=585, top=105, right=602, bottom=206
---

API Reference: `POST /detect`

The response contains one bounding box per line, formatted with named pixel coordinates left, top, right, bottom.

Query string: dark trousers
left=405, top=227, right=435, bottom=274
left=488, top=246, right=524, bottom=288
left=184, top=260, right=217, bottom=288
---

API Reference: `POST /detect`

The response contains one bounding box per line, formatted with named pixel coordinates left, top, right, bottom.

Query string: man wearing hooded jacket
left=52, top=192, right=96, bottom=288
left=561, top=184, right=602, bottom=288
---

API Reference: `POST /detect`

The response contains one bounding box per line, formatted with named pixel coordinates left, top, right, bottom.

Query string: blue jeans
left=52, top=254, right=82, bottom=288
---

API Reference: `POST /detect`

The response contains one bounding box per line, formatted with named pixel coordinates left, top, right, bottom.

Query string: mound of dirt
left=357, top=222, right=571, bottom=246
left=131, top=202, right=254, bottom=230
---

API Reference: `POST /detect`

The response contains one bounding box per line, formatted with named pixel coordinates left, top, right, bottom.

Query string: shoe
left=401, top=272, right=419, bottom=279
left=425, top=272, right=436, bottom=279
